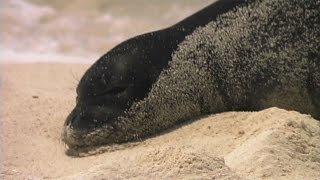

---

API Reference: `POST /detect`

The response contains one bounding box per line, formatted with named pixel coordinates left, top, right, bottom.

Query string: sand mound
left=1, top=64, right=319, bottom=179
left=62, top=108, right=320, bottom=180
left=62, top=149, right=240, bottom=180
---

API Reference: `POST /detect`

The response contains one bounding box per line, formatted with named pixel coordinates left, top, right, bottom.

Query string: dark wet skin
left=64, top=0, right=249, bottom=134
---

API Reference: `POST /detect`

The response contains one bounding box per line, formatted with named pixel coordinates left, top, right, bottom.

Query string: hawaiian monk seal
left=63, top=0, right=319, bottom=154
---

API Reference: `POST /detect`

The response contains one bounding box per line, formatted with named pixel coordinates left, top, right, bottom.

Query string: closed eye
left=95, top=86, right=128, bottom=96
left=106, top=86, right=128, bottom=95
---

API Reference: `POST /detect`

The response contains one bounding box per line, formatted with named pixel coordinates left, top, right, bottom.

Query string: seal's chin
left=62, top=116, right=119, bottom=149
left=62, top=103, right=129, bottom=150
left=61, top=124, right=111, bottom=156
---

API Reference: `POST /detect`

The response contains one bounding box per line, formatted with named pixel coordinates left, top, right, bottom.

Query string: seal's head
left=62, top=28, right=174, bottom=149
left=62, top=36, right=163, bottom=148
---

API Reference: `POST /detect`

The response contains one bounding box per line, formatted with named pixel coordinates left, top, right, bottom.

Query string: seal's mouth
left=62, top=118, right=136, bottom=157
left=62, top=113, right=123, bottom=149
left=62, top=123, right=91, bottom=148
left=62, top=103, right=126, bottom=146
left=62, top=121, right=141, bottom=156
left=62, top=108, right=92, bottom=148
left=61, top=124, right=109, bottom=156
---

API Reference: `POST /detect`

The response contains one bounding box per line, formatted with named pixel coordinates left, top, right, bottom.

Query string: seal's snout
left=63, top=104, right=124, bottom=148
left=65, top=110, right=76, bottom=127
left=62, top=123, right=88, bottom=149
left=63, top=108, right=85, bottom=148
left=65, top=105, right=97, bottom=131
left=66, top=104, right=121, bottom=130
left=64, top=107, right=81, bottom=129
left=66, top=109, right=83, bottom=129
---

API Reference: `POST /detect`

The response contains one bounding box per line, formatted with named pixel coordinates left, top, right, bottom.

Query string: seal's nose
left=69, top=114, right=77, bottom=127
left=64, top=108, right=77, bottom=127
left=65, top=106, right=95, bottom=130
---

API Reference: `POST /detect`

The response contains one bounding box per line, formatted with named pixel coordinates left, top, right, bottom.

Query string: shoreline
left=0, top=51, right=98, bottom=65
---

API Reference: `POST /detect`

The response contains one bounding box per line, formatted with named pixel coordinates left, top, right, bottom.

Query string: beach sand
left=1, top=63, right=319, bottom=179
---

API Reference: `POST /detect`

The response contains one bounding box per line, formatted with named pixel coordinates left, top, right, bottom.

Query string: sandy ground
left=1, top=63, right=320, bottom=180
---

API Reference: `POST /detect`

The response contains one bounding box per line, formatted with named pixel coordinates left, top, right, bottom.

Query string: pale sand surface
left=1, top=63, right=320, bottom=179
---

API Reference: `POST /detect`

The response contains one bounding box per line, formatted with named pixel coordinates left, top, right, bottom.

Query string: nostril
left=65, top=111, right=77, bottom=127
left=72, top=113, right=77, bottom=123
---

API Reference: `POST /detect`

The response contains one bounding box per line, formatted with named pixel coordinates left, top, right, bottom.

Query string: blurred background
left=0, top=0, right=213, bottom=63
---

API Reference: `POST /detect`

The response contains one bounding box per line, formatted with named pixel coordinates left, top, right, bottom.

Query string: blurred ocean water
left=0, top=0, right=213, bottom=64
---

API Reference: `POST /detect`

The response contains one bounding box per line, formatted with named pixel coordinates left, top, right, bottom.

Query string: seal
left=63, top=0, right=319, bottom=154
left=63, top=0, right=249, bottom=150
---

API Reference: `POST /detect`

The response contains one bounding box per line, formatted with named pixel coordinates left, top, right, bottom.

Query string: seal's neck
left=171, top=0, right=248, bottom=34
